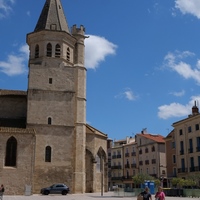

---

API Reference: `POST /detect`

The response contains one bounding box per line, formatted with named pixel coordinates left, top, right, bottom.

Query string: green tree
left=132, top=173, right=157, bottom=188
left=154, top=179, right=161, bottom=187
left=171, top=178, right=182, bottom=188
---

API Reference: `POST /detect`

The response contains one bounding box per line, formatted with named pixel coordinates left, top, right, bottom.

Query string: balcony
left=152, top=159, right=156, bottom=164
left=190, top=167, right=195, bottom=172
left=149, top=174, right=157, bottom=178
left=177, top=168, right=188, bottom=173
left=188, top=148, right=193, bottom=153
left=139, top=161, right=143, bottom=165
left=145, top=160, right=149, bottom=165
left=111, top=176, right=123, bottom=180
left=111, top=165, right=122, bottom=169
left=125, top=164, right=130, bottom=168
left=196, top=146, right=200, bottom=152
left=125, top=153, right=129, bottom=157
left=180, top=150, right=184, bottom=155
left=189, top=166, right=200, bottom=172
left=123, top=176, right=133, bottom=180
left=131, top=163, right=137, bottom=168
left=131, top=152, right=136, bottom=156
left=112, top=155, right=117, bottom=159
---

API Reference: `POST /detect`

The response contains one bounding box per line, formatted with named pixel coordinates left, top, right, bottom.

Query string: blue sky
left=1, top=0, right=200, bottom=140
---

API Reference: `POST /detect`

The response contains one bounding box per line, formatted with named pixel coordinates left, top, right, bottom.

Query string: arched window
left=5, top=136, right=17, bottom=167
left=46, top=43, right=52, bottom=57
left=67, top=47, right=70, bottom=61
left=48, top=117, right=52, bottom=125
left=55, top=44, right=61, bottom=58
left=35, top=44, right=39, bottom=58
left=45, top=146, right=51, bottom=162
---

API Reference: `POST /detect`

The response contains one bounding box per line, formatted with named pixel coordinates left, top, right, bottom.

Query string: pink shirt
left=155, top=191, right=165, bottom=200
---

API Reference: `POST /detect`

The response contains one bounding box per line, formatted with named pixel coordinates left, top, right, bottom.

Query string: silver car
left=40, top=183, right=70, bottom=195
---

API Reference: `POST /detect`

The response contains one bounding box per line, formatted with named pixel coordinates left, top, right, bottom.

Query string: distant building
left=164, top=129, right=176, bottom=186
left=135, top=131, right=167, bottom=187
left=172, top=102, right=200, bottom=181
left=110, top=132, right=166, bottom=188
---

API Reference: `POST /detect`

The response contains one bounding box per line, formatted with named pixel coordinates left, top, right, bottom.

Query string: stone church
left=0, top=0, right=108, bottom=195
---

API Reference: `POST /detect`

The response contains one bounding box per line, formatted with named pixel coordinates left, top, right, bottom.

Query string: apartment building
left=165, top=130, right=177, bottom=181
left=172, top=102, right=200, bottom=180
left=135, top=131, right=167, bottom=187
left=110, top=137, right=135, bottom=189
left=123, top=140, right=138, bottom=188
left=110, top=132, right=166, bottom=188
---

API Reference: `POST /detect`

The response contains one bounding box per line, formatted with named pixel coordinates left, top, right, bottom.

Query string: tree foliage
left=171, top=177, right=197, bottom=188
left=132, top=173, right=153, bottom=185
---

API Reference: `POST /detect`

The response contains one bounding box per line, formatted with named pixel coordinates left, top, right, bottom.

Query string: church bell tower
left=26, top=0, right=86, bottom=193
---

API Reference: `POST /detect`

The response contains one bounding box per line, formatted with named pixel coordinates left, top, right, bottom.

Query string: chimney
left=192, top=101, right=199, bottom=115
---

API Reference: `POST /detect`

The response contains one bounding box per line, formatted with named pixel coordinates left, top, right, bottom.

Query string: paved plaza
left=2, top=192, right=199, bottom=200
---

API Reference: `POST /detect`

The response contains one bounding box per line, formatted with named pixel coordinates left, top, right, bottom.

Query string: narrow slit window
left=45, top=146, right=52, bottom=162
left=67, top=47, right=70, bottom=61
left=46, top=43, right=52, bottom=57
left=35, top=44, right=39, bottom=58
left=55, top=44, right=61, bottom=58
left=48, top=117, right=52, bottom=125
left=49, top=78, right=52, bottom=84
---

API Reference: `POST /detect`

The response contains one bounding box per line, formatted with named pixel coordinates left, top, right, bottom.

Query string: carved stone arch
left=96, top=146, right=108, bottom=193
left=97, top=146, right=107, bottom=161
left=85, top=149, right=95, bottom=193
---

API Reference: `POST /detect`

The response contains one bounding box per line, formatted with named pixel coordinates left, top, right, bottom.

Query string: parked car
left=40, top=183, right=70, bottom=195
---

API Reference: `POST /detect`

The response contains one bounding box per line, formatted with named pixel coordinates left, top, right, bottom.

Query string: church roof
left=34, top=0, right=70, bottom=33
left=86, top=124, right=107, bottom=138
left=0, top=89, right=27, bottom=96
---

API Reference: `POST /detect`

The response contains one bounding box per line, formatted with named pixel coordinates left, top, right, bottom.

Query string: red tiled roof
left=139, top=133, right=165, bottom=143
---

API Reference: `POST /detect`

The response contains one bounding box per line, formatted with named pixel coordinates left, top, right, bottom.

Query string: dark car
left=40, top=183, right=70, bottom=195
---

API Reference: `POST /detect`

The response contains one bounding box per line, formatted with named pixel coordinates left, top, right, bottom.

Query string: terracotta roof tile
left=139, top=133, right=165, bottom=143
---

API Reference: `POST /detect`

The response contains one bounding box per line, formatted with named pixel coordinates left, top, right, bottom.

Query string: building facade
left=165, top=129, right=177, bottom=186
left=135, top=131, right=167, bottom=187
left=172, top=102, right=200, bottom=182
left=0, top=0, right=107, bottom=195
left=110, top=132, right=167, bottom=189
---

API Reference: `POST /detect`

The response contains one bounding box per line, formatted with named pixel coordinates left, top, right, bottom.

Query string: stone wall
left=0, top=129, right=35, bottom=195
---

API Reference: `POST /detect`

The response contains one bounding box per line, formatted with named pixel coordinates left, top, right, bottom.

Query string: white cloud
left=0, top=0, right=15, bottom=19
left=163, top=50, right=200, bottom=84
left=0, top=44, right=29, bottom=76
left=158, top=95, right=200, bottom=119
left=175, top=0, right=200, bottom=19
left=115, top=88, right=138, bottom=101
left=85, top=35, right=117, bottom=69
left=170, top=90, right=185, bottom=97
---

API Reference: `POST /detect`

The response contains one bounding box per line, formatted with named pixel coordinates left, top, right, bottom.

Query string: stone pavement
left=2, top=192, right=199, bottom=200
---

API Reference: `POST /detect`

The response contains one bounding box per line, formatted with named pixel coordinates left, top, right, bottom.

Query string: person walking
left=138, top=186, right=152, bottom=200
left=0, top=184, right=5, bottom=200
left=155, top=186, right=165, bottom=200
